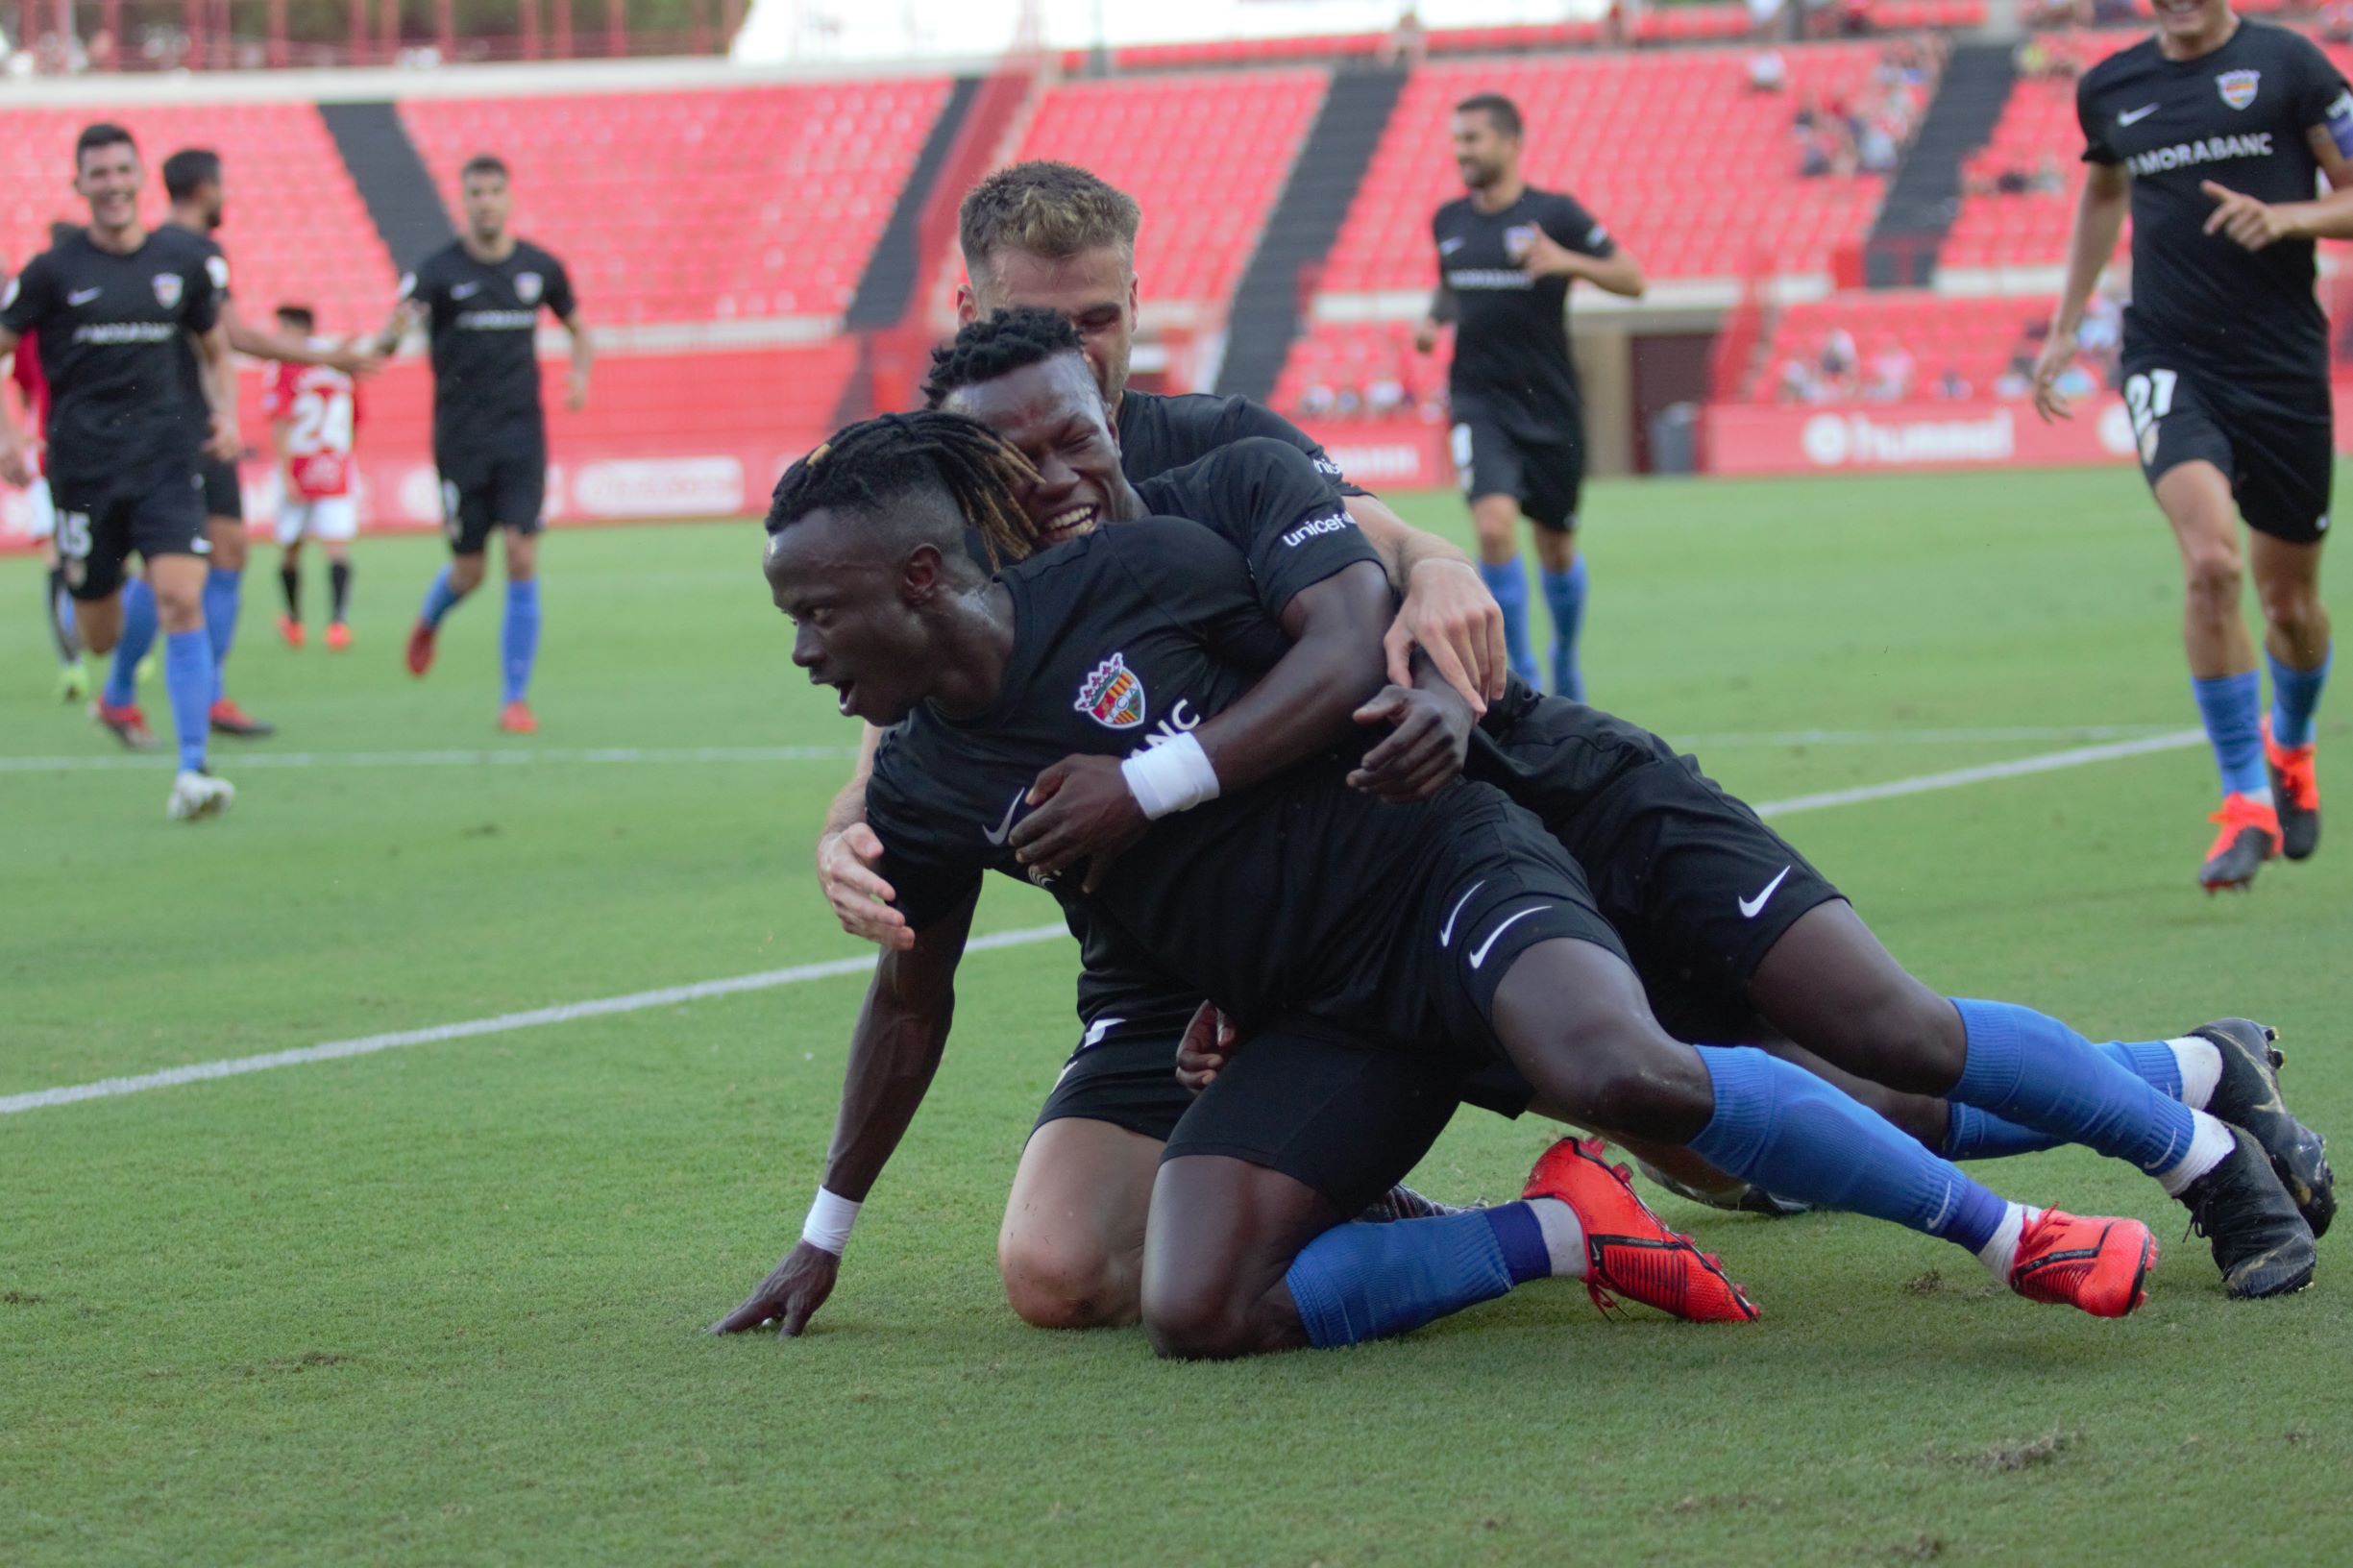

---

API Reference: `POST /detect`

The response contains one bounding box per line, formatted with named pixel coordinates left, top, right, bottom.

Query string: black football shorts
left=197, top=453, right=242, bottom=521
left=48, top=463, right=209, bottom=601
left=435, top=441, right=548, bottom=553
left=1451, top=414, right=1584, bottom=531
left=2120, top=354, right=2333, bottom=546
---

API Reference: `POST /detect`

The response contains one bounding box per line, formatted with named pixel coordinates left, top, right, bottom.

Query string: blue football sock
left=418, top=565, right=466, bottom=629
left=1285, top=1205, right=1550, bottom=1349
left=1944, top=1038, right=2187, bottom=1160
left=1538, top=556, right=1588, bottom=701
left=105, top=576, right=159, bottom=708
left=203, top=566, right=241, bottom=704
left=1688, top=1044, right=2008, bottom=1253
left=2267, top=643, right=2332, bottom=749
left=1477, top=557, right=1541, bottom=690
left=163, top=628, right=211, bottom=772
left=2193, top=670, right=2268, bottom=797
left=501, top=579, right=540, bottom=703
left=1949, top=999, right=2196, bottom=1178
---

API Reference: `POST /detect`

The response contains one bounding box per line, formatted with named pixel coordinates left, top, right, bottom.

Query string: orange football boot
left=2006, top=1209, right=2156, bottom=1318
left=325, top=622, right=352, bottom=652
left=2262, top=718, right=2319, bottom=862
left=498, top=700, right=537, bottom=735
left=1524, top=1138, right=1760, bottom=1323
left=276, top=613, right=305, bottom=649
left=2199, top=792, right=2281, bottom=892
left=405, top=621, right=437, bottom=676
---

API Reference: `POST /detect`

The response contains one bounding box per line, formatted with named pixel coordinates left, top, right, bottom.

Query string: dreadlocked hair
left=921, top=306, right=1086, bottom=409
left=766, top=410, right=1044, bottom=569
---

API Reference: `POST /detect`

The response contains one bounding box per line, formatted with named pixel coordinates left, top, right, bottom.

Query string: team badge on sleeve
left=1075, top=653, right=1147, bottom=729
left=515, top=272, right=544, bottom=305
left=2327, top=90, right=2353, bottom=157
left=205, top=255, right=230, bottom=291
left=152, top=273, right=183, bottom=308
left=2218, top=69, right=2261, bottom=110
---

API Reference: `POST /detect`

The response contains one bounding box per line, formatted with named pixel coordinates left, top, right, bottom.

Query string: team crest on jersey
left=152, top=273, right=183, bottom=308
left=515, top=271, right=544, bottom=305
left=2218, top=69, right=2261, bottom=110
left=1075, top=653, right=1147, bottom=729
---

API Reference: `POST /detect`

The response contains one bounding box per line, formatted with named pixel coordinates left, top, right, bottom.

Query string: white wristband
left=801, top=1187, right=862, bottom=1256
left=1120, top=732, right=1221, bottom=821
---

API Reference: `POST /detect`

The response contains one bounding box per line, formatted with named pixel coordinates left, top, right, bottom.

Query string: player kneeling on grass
left=265, top=305, right=361, bottom=651
left=717, top=412, right=2182, bottom=1358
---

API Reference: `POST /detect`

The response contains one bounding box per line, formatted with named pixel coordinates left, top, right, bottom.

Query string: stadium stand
left=1007, top=69, right=1330, bottom=309
left=0, top=102, right=392, bottom=329
left=396, top=78, right=953, bottom=325
left=1271, top=319, right=1448, bottom=423
left=1734, top=289, right=2075, bottom=403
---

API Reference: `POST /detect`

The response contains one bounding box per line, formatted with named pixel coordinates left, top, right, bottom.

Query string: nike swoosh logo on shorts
left=1470, top=906, right=1549, bottom=969
left=1739, top=865, right=1793, bottom=919
left=2119, top=104, right=2159, bottom=126
left=1438, top=880, right=1486, bottom=946
left=68, top=288, right=102, bottom=306
left=981, top=789, right=1024, bottom=845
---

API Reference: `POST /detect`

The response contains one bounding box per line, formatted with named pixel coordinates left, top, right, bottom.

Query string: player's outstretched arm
left=817, top=723, right=911, bottom=949
left=2201, top=123, right=2353, bottom=249
left=709, top=885, right=977, bottom=1338
left=194, top=321, right=242, bottom=462
left=2033, top=163, right=2128, bottom=423
left=225, top=301, right=383, bottom=377
left=1350, top=493, right=1506, bottom=711
left=561, top=311, right=593, bottom=411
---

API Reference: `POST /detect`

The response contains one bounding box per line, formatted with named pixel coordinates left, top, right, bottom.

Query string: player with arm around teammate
left=2035, top=2, right=2352, bottom=889
left=377, top=153, right=591, bottom=734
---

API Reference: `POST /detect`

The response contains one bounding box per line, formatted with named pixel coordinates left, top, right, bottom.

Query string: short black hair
left=1455, top=93, right=1523, bottom=138
left=461, top=154, right=509, bottom=183
left=766, top=410, right=1044, bottom=569
left=162, top=147, right=221, bottom=201
left=275, top=303, right=316, bottom=331
left=75, top=122, right=136, bottom=168
left=921, top=307, right=1087, bottom=408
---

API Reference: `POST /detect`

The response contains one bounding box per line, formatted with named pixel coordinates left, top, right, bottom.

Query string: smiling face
left=764, top=502, right=951, bottom=727
left=462, top=169, right=511, bottom=245
left=964, top=244, right=1139, bottom=412
left=939, top=352, right=1130, bottom=549
left=74, top=139, right=142, bottom=235
left=2153, top=0, right=2233, bottom=47
left=1451, top=109, right=1519, bottom=193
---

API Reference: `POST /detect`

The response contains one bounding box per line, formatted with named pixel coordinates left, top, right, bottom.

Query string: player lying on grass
left=915, top=308, right=2329, bottom=1303
left=721, top=411, right=2181, bottom=1357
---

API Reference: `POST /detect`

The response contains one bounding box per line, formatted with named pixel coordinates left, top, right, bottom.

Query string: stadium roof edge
left=0, top=53, right=997, bottom=108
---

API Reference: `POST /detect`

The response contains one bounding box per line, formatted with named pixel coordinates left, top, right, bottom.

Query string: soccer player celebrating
left=1414, top=92, right=1645, bottom=698
left=379, top=153, right=590, bottom=734
left=2035, top=1, right=2353, bottom=889
left=0, top=124, right=242, bottom=820
left=94, top=148, right=382, bottom=744
left=264, top=305, right=361, bottom=649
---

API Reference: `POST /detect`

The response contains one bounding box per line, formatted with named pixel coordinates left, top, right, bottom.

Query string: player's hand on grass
left=708, top=1242, right=840, bottom=1338
left=1349, top=683, right=1471, bottom=802
left=819, top=823, right=912, bottom=951
left=1175, top=999, right=1241, bottom=1093
left=1388, top=559, right=1505, bottom=713
left=2028, top=333, right=2078, bottom=424
left=1014, top=754, right=1146, bottom=894
left=2200, top=181, right=2295, bottom=254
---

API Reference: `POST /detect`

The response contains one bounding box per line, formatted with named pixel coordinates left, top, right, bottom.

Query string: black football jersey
left=1434, top=187, right=1612, bottom=436
left=401, top=238, right=576, bottom=451
left=2078, top=19, right=2353, bottom=378
left=1130, top=437, right=1378, bottom=616
left=1115, top=387, right=1364, bottom=496
left=0, top=226, right=221, bottom=484
left=864, top=520, right=1472, bottom=1036
left=163, top=221, right=233, bottom=414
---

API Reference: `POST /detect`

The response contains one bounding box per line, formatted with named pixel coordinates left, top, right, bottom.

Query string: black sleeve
left=2077, top=72, right=2121, bottom=166
left=542, top=252, right=578, bottom=321
left=1545, top=193, right=1616, bottom=259
left=1211, top=396, right=1370, bottom=498
left=864, top=734, right=987, bottom=933
left=182, top=246, right=221, bottom=335
left=1100, top=518, right=1294, bottom=673
left=1, top=251, right=57, bottom=335
left=1190, top=439, right=1385, bottom=616
left=2290, top=35, right=2353, bottom=156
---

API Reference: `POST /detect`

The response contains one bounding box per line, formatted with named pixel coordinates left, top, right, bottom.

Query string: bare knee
left=1140, top=1274, right=1254, bottom=1360
left=449, top=553, right=488, bottom=594
left=207, top=520, right=248, bottom=572
left=1543, top=1025, right=1717, bottom=1142
left=2183, top=541, right=2244, bottom=618
left=998, top=1233, right=1133, bottom=1331
left=2259, top=578, right=2326, bottom=647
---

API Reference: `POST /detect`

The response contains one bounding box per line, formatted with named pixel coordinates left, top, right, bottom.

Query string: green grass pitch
left=4, top=465, right=2349, bottom=1565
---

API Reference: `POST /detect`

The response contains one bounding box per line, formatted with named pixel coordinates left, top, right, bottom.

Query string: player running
left=0, top=124, right=241, bottom=820
left=2034, top=3, right=2351, bottom=889
left=377, top=153, right=591, bottom=734
left=1414, top=92, right=1645, bottom=699
left=921, top=307, right=2325, bottom=1306
left=264, top=305, right=362, bottom=650
left=94, top=149, right=382, bottom=744
left=722, top=411, right=2175, bottom=1354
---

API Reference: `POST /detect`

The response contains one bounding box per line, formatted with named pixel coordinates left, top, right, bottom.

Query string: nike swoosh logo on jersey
left=451, top=282, right=481, bottom=299
left=1438, top=237, right=1466, bottom=254
left=1739, top=865, right=1793, bottom=919
left=1470, top=906, right=1549, bottom=969
left=1438, top=880, right=1486, bottom=946
left=981, top=789, right=1025, bottom=845
left=67, top=287, right=102, bottom=306
left=2119, top=104, right=2160, bottom=126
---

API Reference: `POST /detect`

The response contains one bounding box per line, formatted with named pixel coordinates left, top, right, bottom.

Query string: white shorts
left=22, top=476, right=55, bottom=541
left=275, top=493, right=357, bottom=545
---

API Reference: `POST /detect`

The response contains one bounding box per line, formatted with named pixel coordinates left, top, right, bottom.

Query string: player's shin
left=329, top=559, right=352, bottom=625
left=1476, top=557, right=1540, bottom=689
left=1942, top=1037, right=2200, bottom=1160
left=2267, top=642, right=2331, bottom=747
left=501, top=579, right=540, bottom=703
left=162, top=627, right=211, bottom=772
left=104, top=576, right=159, bottom=707
left=418, top=564, right=466, bottom=628
left=202, top=566, right=241, bottom=699
left=1538, top=556, right=1587, bottom=701
left=1282, top=1205, right=1563, bottom=1350
left=2194, top=670, right=2271, bottom=802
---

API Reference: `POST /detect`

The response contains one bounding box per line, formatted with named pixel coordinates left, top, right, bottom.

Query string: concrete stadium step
left=320, top=100, right=458, bottom=276
left=1864, top=40, right=2019, bottom=287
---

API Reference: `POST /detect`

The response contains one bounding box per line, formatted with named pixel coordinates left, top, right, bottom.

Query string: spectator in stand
left=1778, top=357, right=1824, bottom=403
left=1381, top=5, right=1428, bottom=68
left=1934, top=367, right=1973, bottom=400
left=1819, top=327, right=1860, bottom=395
left=1859, top=117, right=1900, bottom=174
left=1749, top=48, right=1789, bottom=92
left=1867, top=343, right=1916, bottom=402
left=2029, top=151, right=2067, bottom=195
left=1793, top=88, right=1824, bottom=132
left=1749, top=0, right=1787, bottom=37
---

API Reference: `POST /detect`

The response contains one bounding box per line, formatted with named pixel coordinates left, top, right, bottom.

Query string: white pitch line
left=1, top=726, right=2213, bottom=1118
left=0, top=745, right=856, bottom=773
left=1676, top=723, right=2184, bottom=750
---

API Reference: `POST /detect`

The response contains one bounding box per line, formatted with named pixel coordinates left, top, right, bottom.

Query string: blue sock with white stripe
left=2267, top=643, right=2331, bottom=749
left=2194, top=670, right=2269, bottom=799
left=163, top=628, right=211, bottom=772
left=1477, top=557, right=1541, bottom=690
left=418, top=565, right=465, bottom=629
left=105, top=576, right=158, bottom=708
left=501, top=579, right=540, bottom=703
left=202, top=566, right=241, bottom=704
left=1943, top=1038, right=2188, bottom=1160
left=1285, top=1204, right=1554, bottom=1349
left=1538, top=556, right=1588, bottom=701
left=1949, top=999, right=2220, bottom=1187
